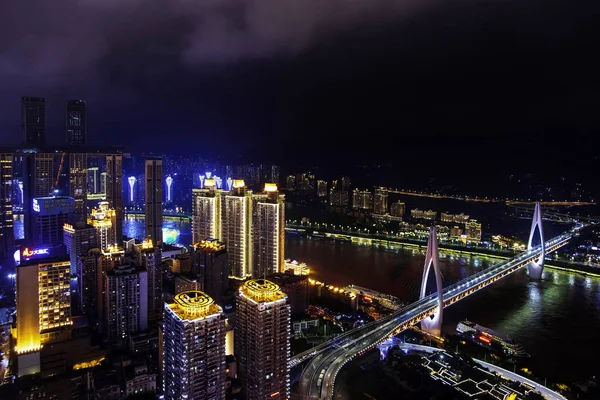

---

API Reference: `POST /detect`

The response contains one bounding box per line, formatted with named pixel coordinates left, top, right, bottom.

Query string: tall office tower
left=465, top=219, right=482, bottom=242
left=145, top=158, right=163, bottom=246
left=236, top=279, right=290, bottom=400
left=251, top=184, right=285, bottom=278
left=31, top=196, right=75, bottom=245
left=66, top=100, right=86, bottom=146
left=29, top=153, right=54, bottom=197
left=390, top=201, right=406, bottom=218
left=106, top=154, right=123, bottom=241
left=128, top=176, right=136, bottom=204
left=190, top=239, right=228, bottom=305
left=104, top=265, right=148, bottom=341
left=137, top=239, right=162, bottom=322
left=69, top=152, right=88, bottom=226
left=0, top=153, right=13, bottom=264
left=77, top=248, right=101, bottom=317
left=192, top=181, right=221, bottom=244
left=373, top=187, right=388, bottom=215
left=163, top=290, right=226, bottom=400
left=63, top=223, right=98, bottom=277
left=317, top=180, right=328, bottom=198
left=22, top=96, right=46, bottom=148
left=89, top=201, right=116, bottom=249
left=97, top=246, right=125, bottom=322
left=87, top=167, right=99, bottom=194
left=221, top=180, right=251, bottom=279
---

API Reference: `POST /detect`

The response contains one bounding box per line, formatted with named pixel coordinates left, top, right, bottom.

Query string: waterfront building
left=317, top=180, right=328, bottom=198
left=269, top=273, right=308, bottom=314
left=0, top=153, right=13, bottom=264
left=221, top=180, right=251, bottom=279
left=373, top=187, right=388, bottom=215
left=88, top=201, right=116, bottom=249
left=329, top=188, right=349, bottom=208
left=105, top=154, right=123, bottom=240
left=441, top=212, right=470, bottom=224
left=450, top=226, right=463, bottom=239
left=162, top=290, right=226, bottom=400
left=22, top=96, right=46, bottom=148
left=251, top=183, right=285, bottom=278
left=190, top=239, right=228, bottom=305
left=390, top=201, right=406, bottom=218
left=66, top=100, right=86, bottom=146
left=104, top=265, right=148, bottom=341
left=465, top=219, right=482, bottom=242
left=31, top=196, right=75, bottom=245
left=423, top=209, right=437, bottom=221
left=352, top=189, right=373, bottom=210
left=192, top=182, right=222, bottom=244
left=236, top=279, right=290, bottom=400
left=145, top=158, right=163, bottom=246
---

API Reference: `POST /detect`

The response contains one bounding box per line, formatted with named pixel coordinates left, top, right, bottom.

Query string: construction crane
left=54, top=152, right=67, bottom=192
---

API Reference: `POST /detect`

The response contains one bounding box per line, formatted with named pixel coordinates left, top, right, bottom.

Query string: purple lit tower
left=128, top=176, right=136, bottom=203
left=166, top=175, right=173, bottom=203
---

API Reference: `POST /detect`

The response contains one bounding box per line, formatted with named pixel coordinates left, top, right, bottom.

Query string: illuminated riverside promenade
left=293, top=225, right=577, bottom=399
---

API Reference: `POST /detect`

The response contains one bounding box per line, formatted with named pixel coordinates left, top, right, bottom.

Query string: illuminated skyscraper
left=31, top=196, right=75, bottom=245
left=465, top=219, right=482, bottom=242
left=317, top=180, right=328, bottom=198
left=69, top=152, right=88, bottom=226
left=373, top=187, right=388, bottom=215
left=0, top=153, right=13, bottom=263
left=22, top=96, right=46, bottom=148
left=87, top=167, right=99, bottom=194
left=104, top=265, right=148, bottom=341
left=192, top=181, right=221, bottom=244
left=390, top=201, right=406, bottom=218
left=236, top=279, right=290, bottom=400
left=190, top=239, right=228, bottom=305
left=145, top=158, right=163, bottom=246
left=162, top=291, right=226, bottom=400
left=97, top=246, right=125, bottom=324
left=221, top=180, right=251, bottom=279
left=106, top=154, right=123, bottom=240
left=63, top=223, right=98, bottom=278
left=77, top=248, right=101, bottom=317
left=16, top=255, right=72, bottom=376
left=137, top=239, right=162, bottom=322
left=166, top=175, right=173, bottom=203
left=251, top=184, right=285, bottom=278
left=66, top=100, right=86, bottom=146
left=128, top=176, right=136, bottom=203
left=89, top=201, right=116, bottom=249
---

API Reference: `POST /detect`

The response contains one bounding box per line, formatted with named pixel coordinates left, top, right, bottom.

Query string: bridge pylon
left=420, top=226, right=444, bottom=336
left=527, top=201, right=545, bottom=279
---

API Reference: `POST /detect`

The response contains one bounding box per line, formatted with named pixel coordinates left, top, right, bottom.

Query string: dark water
left=287, top=237, right=600, bottom=383
left=116, top=218, right=600, bottom=382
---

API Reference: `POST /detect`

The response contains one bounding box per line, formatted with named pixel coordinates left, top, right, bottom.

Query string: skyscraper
left=236, top=279, right=290, bottom=400
left=22, top=96, right=46, bottom=148
left=97, top=246, right=125, bottom=323
left=0, top=153, right=13, bottom=264
left=221, top=180, right=251, bottom=279
left=145, top=158, right=163, bottom=246
left=137, top=239, right=162, bottom=322
left=104, top=265, right=148, bottom=341
left=77, top=248, right=102, bottom=317
left=69, top=152, right=88, bottom=226
left=162, top=290, right=226, bottom=400
left=390, top=201, right=406, bottom=218
left=63, top=223, right=98, bottom=278
left=251, top=183, right=285, bottom=278
left=190, top=239, right=228, bottom=305
left=192, top=182, right=221, bottom=244
left=89, top=201, right=116, bottom=249
left=373, top=187, right=388, bottom=215
left=106, top=154, right=123, bottom=241
left=66, top=100, right=86, bottom=146
left=465, top=219, right=482, bottom=242
left=31, top=196, right=75, bottom=245
left=87, top=167, right=99, bottom=194
left=317, top=180, right=328, bottom=198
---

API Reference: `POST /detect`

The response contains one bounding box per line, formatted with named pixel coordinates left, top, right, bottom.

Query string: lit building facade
left=97, top=246, right=125, bottom=322
left=89, top=201, right=117, bottom=249
left=137, top=239, right=163, bottom=322
left=251, top=184, right=285, bottom=278
left=163, top=290, right=226, bottom=400
left=465, top=219, right=482, bottom=242
left=31, top=196, right=75, bottom=245
left=390, top=201, right=406, bottom=218
left=352, top=189, right=373, bottom=210
left=66, top=100, right=86, bottom=146
left=22, top=96, right=46, bottom=148
left=317, top=180, right=327, bottom=198
left=64, top=223, right=98, bottom=276
left=236, top=279, right=290, bottom=400
left=192, top=184, right=221, bottom=244
left=221, top=180, right=251, bottom=279
left=68, top=152, right=88, bottom=226
left=373, top=187, right=388, bottom=215
left=145, top=158, right=163, bottom=246
left=0, top=153, right=13, bottom=263
left=104, top=265, right=148, bottom=341
left=77, top=248, right=102, bottom=317
left=190, top=239, right=228, bottom=305
left=105, top=154, right=123, bottom=241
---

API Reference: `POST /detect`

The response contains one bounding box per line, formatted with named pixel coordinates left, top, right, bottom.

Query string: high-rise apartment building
left=69, top=152, right=88, bottom=226
left=104, top=265, right=148, bottom=341
left=221, top=180, right=251, bottom=279
left=317, top=180, right=328, bottom=198
left=137, top=239, right=162, bottom=322
left=251, top=184, right=285, bottom=278
left=236, top=279, right=290, bottom=400
left=105, top=154, right=123, bottom=241
left=22, top=96, right=46, bottom=148
left=87, top=167, right=99, bottom=194
left=465, top=219, right=482, bottom=242
left=63, top=223, right=98, bottom=276
left=192, top=183, right=221, bottom=244
left=390, top=201, right=406, bottom=218
left=77, top=248, right=102, bottom=317
left=352, top=189, right=373, bottom=210
left=373, top=187, right=388, bottom=215
left=163, top=290, right=226, bottom=400
left=0, top=153, right=13, bottom=263
left=89, top=201, right=116, bottom=249
left=145, top=158, right=163, bottom=246
left=31, top=196, right=75, bottom=245
left=97, top=246, right=125, bottom=322
left=66, top=100, right=86, bottom=146
left=190, top=239, right=228, bottom=305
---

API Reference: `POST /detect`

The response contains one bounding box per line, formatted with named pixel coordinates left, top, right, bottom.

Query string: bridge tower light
left=527, top=202, right=545, bottom=279
left=420, top=226, right=444, bottom=336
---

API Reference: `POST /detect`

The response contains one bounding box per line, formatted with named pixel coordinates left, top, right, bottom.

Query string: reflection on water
left=123, top=217, right=191, bottom=246
left=287, top=237, right=600, bottom=382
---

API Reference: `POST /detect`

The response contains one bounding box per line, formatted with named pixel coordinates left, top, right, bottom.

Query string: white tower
left=527, top=202, right=545, bottom=280
left=128, top=176, right=136, bottom=203
left=420, top=226, right=443, bottom=336
left=166, top=175, right=173, bottom=203
left=199, top=174, right=205, bottom=189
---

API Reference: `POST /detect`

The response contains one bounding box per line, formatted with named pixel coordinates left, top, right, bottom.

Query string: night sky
left=1, top=0, right=599, bottom=165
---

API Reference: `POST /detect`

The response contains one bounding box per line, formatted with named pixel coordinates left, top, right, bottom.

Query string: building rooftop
left=167, top=290, right=222, bottom=321
left=239, top=279, right=287, bottom=303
